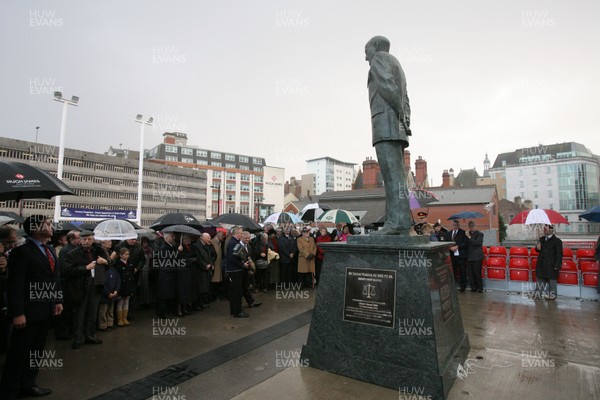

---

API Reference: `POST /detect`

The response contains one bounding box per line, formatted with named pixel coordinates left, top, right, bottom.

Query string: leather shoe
left=18, top=386, right=51, bottom=398
left=72, top=340, right=82, bottom=350
left=85, top=336, right=103, bottom=344
left=249, top=302, right=262, bottom=308
left=234, top=311, right=249, bottom=318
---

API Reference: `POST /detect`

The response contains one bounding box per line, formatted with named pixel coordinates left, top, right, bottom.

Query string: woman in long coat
left=210, top=231, right=225, bottom=300
left=296, top=227, right=317, bottom=288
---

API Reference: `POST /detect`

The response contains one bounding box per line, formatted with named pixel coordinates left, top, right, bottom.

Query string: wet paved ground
left=2, top=289, right=599, bottom=400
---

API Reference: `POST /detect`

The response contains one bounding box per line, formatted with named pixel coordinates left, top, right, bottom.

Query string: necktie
left=42, top=244, right=56, bottom=273
left=452, top=230, right=456, bottom=240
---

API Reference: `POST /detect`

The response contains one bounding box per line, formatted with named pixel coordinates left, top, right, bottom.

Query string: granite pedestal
left=301, top=236, right=470, bottom=400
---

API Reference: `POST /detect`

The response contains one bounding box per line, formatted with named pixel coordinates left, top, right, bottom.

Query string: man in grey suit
left=365, top=35, right=412, bottom=235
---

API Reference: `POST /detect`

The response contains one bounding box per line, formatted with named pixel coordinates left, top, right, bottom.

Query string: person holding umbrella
left=534, top=225, right=563, bottom=300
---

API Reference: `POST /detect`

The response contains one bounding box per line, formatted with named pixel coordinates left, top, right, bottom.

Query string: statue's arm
left=371, top=56, right=402, bottom=113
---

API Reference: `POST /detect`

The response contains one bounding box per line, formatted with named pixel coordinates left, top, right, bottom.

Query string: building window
left=240, top=194, right=250, bottom=202
left=240, top=165, right=249, bottom=171
left=533, top=179, right=538, bottom=187
left=227, top=194, right=236, bottom=201
left=253, top=158, right=263, bottom=165
left=534, top=191, right=538, bottom=199
left=225, top=154, right=235, bottom=161
left=181, top=148, right=193, bottom=155
left=211, top=152, right=221, bottom=159
left=211, top=161, right=222, bottom=167
left=239, top=156, right=249, bottom=163
left=196, top=149, right=208, bottom=157
left=519, top=181, right=524, bottom=188
left=225, top=163, right=235, bottom=169
left=548, top=191, right=553, bottom=198
left=165, top=156, right=178, bottom=162
left=165, top=145, right=178, bottom=153
left=212, top=170, right=222, bottom=178
left=181, top=158, right=193, bottom=164
left=240, top=174, right=250, bottom=182
left=197, top=159, right=208, bottom=165
left=225, top=183, right=236, bottom=191
left=226, top=172, right=236, bottom=180
left=547, top=178, right=552, bottom=186
left=254, top=175, right=263, bottom=182
left=240, top=185, right=250, bottom=192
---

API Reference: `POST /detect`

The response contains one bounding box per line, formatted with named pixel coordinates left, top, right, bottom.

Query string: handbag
left=255, top=259, right=269, bottom=269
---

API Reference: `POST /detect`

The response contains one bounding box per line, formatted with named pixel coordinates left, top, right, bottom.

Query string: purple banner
left=60, top=207, right=137, bottom=220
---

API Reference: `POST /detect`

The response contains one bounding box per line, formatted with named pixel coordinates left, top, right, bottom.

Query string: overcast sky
left=2, top=0, right=598, bottom=186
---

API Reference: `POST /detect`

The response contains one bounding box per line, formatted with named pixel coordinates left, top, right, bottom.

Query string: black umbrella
left=52, top=221, right=81, bottom=233
left=210, top=213, right=262, bottom=232
left=0, top=161, right=76, bottom=202
left=579, top=206, right=600, bottom=223
left=161, top=225, right=202, bottom=236
left=0, top=211, right=25, bottom=224
left=149, top=213, right=204, bottom=231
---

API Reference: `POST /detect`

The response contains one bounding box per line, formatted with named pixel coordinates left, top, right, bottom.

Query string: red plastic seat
left=487, top=268, right=506, bottom=280
left=530, top=247, right=540, bottom=257
left=558, top=271, right=578, bottom=285
left=561, top=260, right=577, bottom=272
left=582, top=273, right=598, bottom=287
left=487, top=257, right=506, bottom=268
left=531, top=257, right=537, bottom=270
left=509, top=258, right=529, bottom=270
left=489, top=246, right=507, bottom=257
left=563, top=248, right=574, bottom=260
left=509, top=269, right=529, bottom=282
left=531, top=270, right=536, bottom=282
left=509, top=246, right=529, bottom=258
left=580, top=261, right=599, bottom=273
left=575, top=248, right=595, bottom=260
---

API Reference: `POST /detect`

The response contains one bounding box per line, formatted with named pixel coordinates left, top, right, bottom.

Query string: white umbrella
left=299, top=203, right=331, bottom=222
left=93, top=219, right=138, bottom=241
left=317, top=209, right=359, bottom=224
left=263, top=212, right=302, bottom=225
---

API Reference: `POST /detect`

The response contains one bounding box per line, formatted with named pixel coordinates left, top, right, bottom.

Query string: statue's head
left=365, top=36, right=391, bottom=63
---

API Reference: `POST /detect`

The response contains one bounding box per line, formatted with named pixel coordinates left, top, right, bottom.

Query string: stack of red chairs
left=580, top=261, right=599, bottom=288
left=557, top=260, right=578, bottom=285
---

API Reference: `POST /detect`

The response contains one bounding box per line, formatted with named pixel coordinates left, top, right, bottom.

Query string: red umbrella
left=509, top=209, right=569, bottom=225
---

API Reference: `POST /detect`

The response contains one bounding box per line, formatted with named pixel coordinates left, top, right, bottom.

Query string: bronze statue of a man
left=365, top=36, right=412, bottom=235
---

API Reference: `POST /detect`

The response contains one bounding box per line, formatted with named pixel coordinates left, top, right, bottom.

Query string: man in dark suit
left=64, top=230, right=107, bottom=349
left=445, top=220, right=469, bottom=292
left=225, top=227, right=249, bottom=318
left=465, top=221, right=485, bottom=293
left=0, top=215, right=62, bottom=399
left=534, top=225, right=562, bottom=300
left=365, top=35, right=412, bottom=236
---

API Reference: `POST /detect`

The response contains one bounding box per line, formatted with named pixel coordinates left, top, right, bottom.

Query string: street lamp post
left=35, top=126, right=40, bottom=143
left=53, top=91, right=79, bottom=223
left=134, top=114, right=153, bottom=225
left=210, top=184, right=221, bottom=217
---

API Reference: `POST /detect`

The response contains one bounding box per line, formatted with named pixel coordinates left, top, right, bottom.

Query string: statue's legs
left=373, top=141, right=412, bottom=234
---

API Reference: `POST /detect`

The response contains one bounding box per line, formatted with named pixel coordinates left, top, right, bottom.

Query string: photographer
left=297, top=227, right=317, bottom=289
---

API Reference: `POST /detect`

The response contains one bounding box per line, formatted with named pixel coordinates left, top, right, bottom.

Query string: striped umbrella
left=317, top=209, right=359, bottom=224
